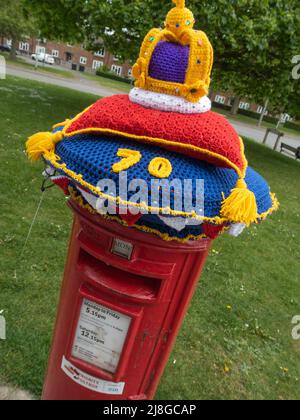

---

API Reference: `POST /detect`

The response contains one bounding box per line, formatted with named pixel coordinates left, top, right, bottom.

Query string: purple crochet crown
left=149, top=41, right=189, bottom=84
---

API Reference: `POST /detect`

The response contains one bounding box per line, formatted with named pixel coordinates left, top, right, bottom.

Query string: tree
left=0, top=0, right=38, bottom=59
left=24, top=0, right=299, bottom=117
left=211, top=0, right=299, bottom=117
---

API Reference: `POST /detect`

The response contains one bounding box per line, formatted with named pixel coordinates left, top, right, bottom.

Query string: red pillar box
left=42, top=201, right=211, bottom=400
left=26, top=0, right=278, bottom=402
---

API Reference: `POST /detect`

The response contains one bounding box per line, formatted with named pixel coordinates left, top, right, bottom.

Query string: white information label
left=72, top=299, right=132, bottom=373
left=61, top=356, right=125, bottom=395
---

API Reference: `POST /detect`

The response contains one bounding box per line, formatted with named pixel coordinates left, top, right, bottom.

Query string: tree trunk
left=258, top=98, right=269, bottom=127
left=9, top=38, right=18, bottom=61
left=276, top=115, right=282, bottom=130
left=230, top=96, right=241, bottom=115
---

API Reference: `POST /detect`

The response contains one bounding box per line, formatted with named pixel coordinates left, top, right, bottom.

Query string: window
left=95, top=47, right=105, bottom=57
left=111, top=65, right=122, bottom=76
left=257, top=106, right=264, bottom=114
left=239, top=102, right=250, bottom=110
left=79, top=57, right=87, bottom=65
left=257, top=106, right=268, bottom=116
left=92, top=60, right=103, bottom=70
left=128, top=68, right=132, bottom=78
left=281, top=113, right=292, bottom=123
left=36, top=46, right=46, bottom=55
left=214, top=95, right=226, bottom=104
left=19, top=42, right=29, bottom=51
left=52, top=50, right=59, bottom=58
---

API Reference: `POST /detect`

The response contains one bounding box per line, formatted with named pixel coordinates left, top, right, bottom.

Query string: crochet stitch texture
left=64, top=95, right=247, bottom=176
left=149, top=41, right=190, bottom=84
left=129, top=88, right=211, bottom=114
left=26, top=0, right=278, bottom=241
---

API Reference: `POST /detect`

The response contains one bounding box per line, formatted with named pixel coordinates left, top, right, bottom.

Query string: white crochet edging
left=227, top=223, right=246, bottom=237
left=129, top=88, right=211, bottom=114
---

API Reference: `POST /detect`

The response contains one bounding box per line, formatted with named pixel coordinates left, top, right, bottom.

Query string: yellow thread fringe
left=220, top=178, right=258, bottom=226
left=61, top=124, right=247, bottom=179
left=45, top=151, right=278, bottom=225
left=59, top=105, right=248, bottom=179
left=52, top=119, right=70, bottom=130
left=69, top=186, right=209, bottom=243
left=26, top=131, right=64, bottom=161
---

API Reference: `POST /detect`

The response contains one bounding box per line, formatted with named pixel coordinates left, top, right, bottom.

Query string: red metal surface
left=42, top=201, right=212, bottom=400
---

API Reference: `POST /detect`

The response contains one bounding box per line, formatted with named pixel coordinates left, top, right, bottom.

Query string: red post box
left=42, top=200, right=211, bottom=400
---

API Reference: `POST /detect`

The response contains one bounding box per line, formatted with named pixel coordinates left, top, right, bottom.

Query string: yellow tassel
left=26, top=131, right=64, bottom=161
left=220, top=178, right=258, bottom=226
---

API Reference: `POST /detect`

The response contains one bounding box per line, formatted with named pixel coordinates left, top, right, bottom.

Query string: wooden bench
left=263, top=128, right=284, bottom=151
left=280, top=143, right=300, bottom=160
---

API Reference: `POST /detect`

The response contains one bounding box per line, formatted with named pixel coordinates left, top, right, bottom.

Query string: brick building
left=0, top=36, right=292, bottom=122
left=7, top=36, right=133, bottom=78
left=210, top=91, right=292, bottom=123
left=211, top=91, right=265, bottom=115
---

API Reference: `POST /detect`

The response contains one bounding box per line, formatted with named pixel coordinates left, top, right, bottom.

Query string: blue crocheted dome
left=45, top=130, right=274, bottom=236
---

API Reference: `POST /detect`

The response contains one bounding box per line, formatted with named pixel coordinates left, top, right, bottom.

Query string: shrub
left=96, top=69, right=132, bottom=85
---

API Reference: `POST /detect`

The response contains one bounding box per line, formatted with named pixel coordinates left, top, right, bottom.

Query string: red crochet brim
left=62, top=95, right=247, bottom=177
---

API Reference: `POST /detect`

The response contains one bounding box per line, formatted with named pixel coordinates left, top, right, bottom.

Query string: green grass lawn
left=0, top=76, right=299, bottom=400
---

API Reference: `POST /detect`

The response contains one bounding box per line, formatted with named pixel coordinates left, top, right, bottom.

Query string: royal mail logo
left=64, top=365, right=81, bottom=380
left=0, top=310, right=6, bottom=340
left=61, top=356, right=125, bottom=395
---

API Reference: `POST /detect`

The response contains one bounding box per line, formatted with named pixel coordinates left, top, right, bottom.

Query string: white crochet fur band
left=129, top=87, right=211, bottom=114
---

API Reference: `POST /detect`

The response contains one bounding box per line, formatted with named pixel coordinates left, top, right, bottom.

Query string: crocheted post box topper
left=26, top=0, right=278, bottom=242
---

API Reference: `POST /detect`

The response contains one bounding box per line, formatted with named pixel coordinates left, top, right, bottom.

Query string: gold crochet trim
left=69, top=186, right=209, bottom=243
left=44, top=151, right=279, bottom=226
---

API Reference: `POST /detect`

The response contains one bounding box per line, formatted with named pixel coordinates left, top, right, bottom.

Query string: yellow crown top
left=172, top=0, right=185, bottom=7
left=132, top=0, right=213, bottom=103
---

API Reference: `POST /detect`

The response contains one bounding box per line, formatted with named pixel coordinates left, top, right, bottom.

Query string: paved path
left=229, top=119, right=300, bottom=151
left=0, top=385, right=34, bottom=400
left=6, top=64, right=300, bottom=153
left=6, top=64, right=119, bottom=98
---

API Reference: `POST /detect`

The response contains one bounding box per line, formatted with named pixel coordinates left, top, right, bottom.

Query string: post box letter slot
left=78, top=249, right=161, bottom=301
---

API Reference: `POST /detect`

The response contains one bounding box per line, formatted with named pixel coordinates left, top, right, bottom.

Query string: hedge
left=284, top=121, right=300, bottom=132
left=96, top=69, right=133, bottom=85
